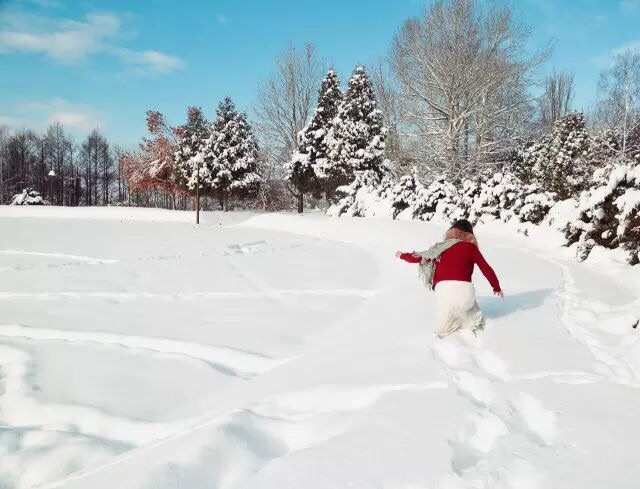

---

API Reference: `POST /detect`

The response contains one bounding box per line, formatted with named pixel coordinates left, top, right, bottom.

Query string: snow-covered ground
left=1, top=206, right=640, bottom=489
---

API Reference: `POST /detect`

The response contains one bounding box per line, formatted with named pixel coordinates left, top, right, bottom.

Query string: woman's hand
left=395, top=250, right=403, bottom=258
left=494, top=290, right=505, bottom=299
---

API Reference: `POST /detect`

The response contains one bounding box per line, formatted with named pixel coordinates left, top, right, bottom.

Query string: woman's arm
left=395, top=251, right=423, bottom=264
left=472, top=246, right=502, bottom=293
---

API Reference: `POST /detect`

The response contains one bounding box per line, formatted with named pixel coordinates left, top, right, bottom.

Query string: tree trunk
left=223, top=192, right=229, bottom=212
left=297, top=193, right=304, bottom=213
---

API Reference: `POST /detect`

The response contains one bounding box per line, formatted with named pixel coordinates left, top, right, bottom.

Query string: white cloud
left=114, top=48, right=185, bottom=76
left=48, top=111, right=99, bottom=132
left=0, top=13, right=120, bottom=64
left=1, top=98, right=103, bottom=134
left=0, top=11, right=184, bottom=75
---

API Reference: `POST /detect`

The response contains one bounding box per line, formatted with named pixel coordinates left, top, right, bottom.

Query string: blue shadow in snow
left=478, top=288, right=554, bottom=319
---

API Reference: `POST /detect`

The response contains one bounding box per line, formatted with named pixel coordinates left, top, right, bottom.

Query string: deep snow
left=1, top=206, right=639, bottom=489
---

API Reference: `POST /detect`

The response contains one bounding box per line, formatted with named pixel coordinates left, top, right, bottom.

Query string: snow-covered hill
left=1, top=207, right=639, bottom=489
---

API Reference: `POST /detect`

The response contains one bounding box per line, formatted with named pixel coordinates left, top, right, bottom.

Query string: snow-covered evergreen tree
left=591, top=129, right=621, bottom=167
left=287, top=69, right=342, bottom=211
left=411, top=176, right=459, bottom=222
left=174, top=107, right=210, bottom=193
left=565, top=164, right=640, bottom=264
left=516, top=185, right=556, bottom=224
left=521, top=112, right=592, bottom=199
left=327, top=170, right=393, bottom=218
left=390, top=170, right=421, bottom=218
left=327, top=66, right=388, bottom=196
left=205, top=97, right=260, bottom=210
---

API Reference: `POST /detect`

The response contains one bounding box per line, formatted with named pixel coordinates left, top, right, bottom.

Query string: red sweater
left=400, top=241, right=501, bottom=292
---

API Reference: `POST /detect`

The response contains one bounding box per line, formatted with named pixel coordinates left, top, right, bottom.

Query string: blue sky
left=1, top=0, right=640, bottom=148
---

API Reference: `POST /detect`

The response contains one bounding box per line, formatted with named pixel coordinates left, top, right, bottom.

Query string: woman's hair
left=451, top=219, right=474, bottom=234
left=445, top=219, right=478, bottom=246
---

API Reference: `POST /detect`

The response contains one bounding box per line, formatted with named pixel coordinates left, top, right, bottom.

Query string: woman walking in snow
left=395, top=219, right=503, bottom=338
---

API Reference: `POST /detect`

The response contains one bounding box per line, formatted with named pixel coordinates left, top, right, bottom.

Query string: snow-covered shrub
left=461, top=173, right=557, bottom=225
left=411, top=176, right=459, bottom=222
left=591, top=129, right=620, bottom=167
left=565, top=164, right=640, bottom=264
left=456, top=179, right=481, bottom=213
left=519, top=113, right=593, bottom=199
left=515, top=186, right=557, bottom=224
left=11, top=188, right=45, bottom=205
left=327, top=170, right=393, bottom=218
left=546, top=198, right=580, bottom=231
left=390, top=172, right=421, bottom=218
left=467, top=173, right=521, bottom=222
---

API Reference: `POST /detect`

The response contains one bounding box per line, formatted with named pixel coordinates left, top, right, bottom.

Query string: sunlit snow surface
left=1, top=206, right=640, bottom=489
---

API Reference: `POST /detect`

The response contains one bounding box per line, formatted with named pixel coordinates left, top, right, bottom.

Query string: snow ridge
left=0, top=325, right=287, bottom=378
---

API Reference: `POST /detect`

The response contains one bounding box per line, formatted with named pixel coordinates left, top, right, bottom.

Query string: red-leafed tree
left=120, top=111, right=182, bottom=194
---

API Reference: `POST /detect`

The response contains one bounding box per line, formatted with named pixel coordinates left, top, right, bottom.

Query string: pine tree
left=326, top=65, right=388, bottom=198
left=522, top=112, right=592, bottom=199
left=174, top=107, right=210, bottom=194
left=287, top=69, right=342, bottom=212
left=205, top=97, right=260, bottom=211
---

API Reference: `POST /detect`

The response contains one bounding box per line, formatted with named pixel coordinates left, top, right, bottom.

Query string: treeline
left=117, top=0, right=640, bottom=214
left=328, top=109, right=640, bottom=263
left=3, top=0, right=639, bottom=219
left=0, top=124, right=133, bottom=206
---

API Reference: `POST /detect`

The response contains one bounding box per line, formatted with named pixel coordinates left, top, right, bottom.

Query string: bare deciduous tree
left=391, top=0, right=546, bottom=179
left=255, top=43, right=324, bottom=209
left=539, top=69, right=574, bottom=128
left=595, top=50, right=640, bottom=157
left=370, top=58, right=408, bottom=173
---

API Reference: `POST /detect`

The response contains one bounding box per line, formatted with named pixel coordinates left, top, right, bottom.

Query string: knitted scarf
left=414, top=239, right=460, bottom=290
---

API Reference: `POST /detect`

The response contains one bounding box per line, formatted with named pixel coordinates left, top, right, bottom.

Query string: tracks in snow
left=0, top=250, right=119, bottom=272
left=0, top=324, right=287, bottom=378
left=428, top=246, right=634, bottom=488
left=0, top=250, right=118, bottom=264
left=554, top=260, right=640, bottom=387
left=501, top=243, right=640, bottom=387
left=0, top=343, right=194, bottom=447
left=40, top=382, right=449, bottom=489
left=432, top=333, right=560, bottom=488
left=0, top=240, right=317, bottom=273
left=0, top=288, right=379, bottom=301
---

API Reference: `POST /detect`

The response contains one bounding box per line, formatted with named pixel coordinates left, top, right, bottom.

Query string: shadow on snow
left=478, top=288, right=554, bottom=319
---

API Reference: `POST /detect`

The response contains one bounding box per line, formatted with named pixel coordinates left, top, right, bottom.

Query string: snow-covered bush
left=390, top=172, right=421, bottom=218
left=327, top=170, right=393, bottom=218
left=565, top=164, right=640, bottom=264
left=410, top=176, right=459, bottom=222
left=456, top=179, right=481, bottom=213
left=467, top=173, right=520, bottom=222
left=515, top=186, right=557, bottom=224
left=11, top=188, right=45, bottom=205
left=462, top=173, right=556, bottom=225
left=518, top=113, right=593, bottom=199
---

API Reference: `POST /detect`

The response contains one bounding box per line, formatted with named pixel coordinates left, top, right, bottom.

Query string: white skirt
left=434, top=280, right=484, bottom=338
